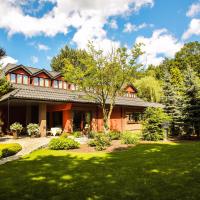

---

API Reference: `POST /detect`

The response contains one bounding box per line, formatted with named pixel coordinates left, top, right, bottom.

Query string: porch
left=0, top=98, right=145, bottom=137
left=0, top=99, right=99, bottom=136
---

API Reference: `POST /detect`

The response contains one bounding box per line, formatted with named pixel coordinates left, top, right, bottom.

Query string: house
left=0, top=64, right=162, bottom=136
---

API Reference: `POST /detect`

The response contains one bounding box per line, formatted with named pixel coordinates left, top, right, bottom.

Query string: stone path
left=0, top=136, right=54, bottom=165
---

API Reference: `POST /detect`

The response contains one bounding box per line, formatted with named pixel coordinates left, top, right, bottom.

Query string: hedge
left=0, top=143, right=22, bottom=158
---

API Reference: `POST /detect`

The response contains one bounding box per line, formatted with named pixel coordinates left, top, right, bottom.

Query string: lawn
left=0, top=141, right=200, bottom=200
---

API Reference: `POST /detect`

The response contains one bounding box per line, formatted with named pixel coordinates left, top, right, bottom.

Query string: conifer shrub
left=142, top=107, right=171, bottom=141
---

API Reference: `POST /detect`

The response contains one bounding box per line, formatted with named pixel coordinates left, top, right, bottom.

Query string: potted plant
left=0, top=119, right=4, bottom=134
left=27, top=123, right=40, bottom=137
left=10, top=122, right=23, bottom=139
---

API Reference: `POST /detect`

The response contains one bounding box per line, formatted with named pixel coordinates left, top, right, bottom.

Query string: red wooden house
left=0, top=64, right=162, bottom=136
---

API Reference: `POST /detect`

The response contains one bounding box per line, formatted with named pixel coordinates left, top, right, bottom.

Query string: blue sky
left=0, top=0, right=200, bottom=70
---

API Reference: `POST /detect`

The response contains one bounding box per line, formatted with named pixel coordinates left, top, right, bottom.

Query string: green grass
left=1, top=141, right=200, bottom=200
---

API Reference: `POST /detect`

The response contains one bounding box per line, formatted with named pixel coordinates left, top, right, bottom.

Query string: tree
left=182, top=67, right=200, bottom=136
left=175, top=41, right=200, bottom=76
left=142, top=107, right=171, bottom=141
left=162, top=71, right=184, bottom=135
left=0, top=48, right=11, bottom=96
left=53, top=43, right=143, bottom=132
left=134, top=76, right=163, bottom=102
left=51, top=46, right=89, bottom=72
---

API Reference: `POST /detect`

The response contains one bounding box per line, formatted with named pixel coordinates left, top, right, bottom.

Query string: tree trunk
left=102, top=104, right=114, bottom=134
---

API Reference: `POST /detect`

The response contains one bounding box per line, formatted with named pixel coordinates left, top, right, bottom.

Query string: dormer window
left=53, top=80, right=59, bottom=88
left=125, top=92, right=135, bottom=98
left=45, top=79, right=49, bottom=87
left=10, top=73, right=16, bottom=83
left=23, top=75, right=28, bottom=84
left=59, top=80, right=62, bottom=88
left=63, top=82, right=67, bottom=89
left=33, top=77, right=49, bottom=87
left=17, top=74, right=23, bottom=84
left=71, top=84, right=75, bottom=91
left=33, top=77, right=39, bottom=86
left=39, top=78, right=44, bottom=87
left=10, top=73, right=29, bottom=85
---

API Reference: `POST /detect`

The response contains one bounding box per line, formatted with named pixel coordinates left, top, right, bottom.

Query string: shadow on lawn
left=1, top=142, right=200, bottom=200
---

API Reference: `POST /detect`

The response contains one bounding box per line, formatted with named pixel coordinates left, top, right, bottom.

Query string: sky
left=0, top=0, right=200, bottom=70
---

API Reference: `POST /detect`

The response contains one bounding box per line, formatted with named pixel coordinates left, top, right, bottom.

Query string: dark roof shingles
left=0, top=84, right=163, bottom=108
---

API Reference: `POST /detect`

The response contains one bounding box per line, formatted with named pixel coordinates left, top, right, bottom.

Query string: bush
left=27, top=123, right=40, bottom=137
left=142, top=107, right=171, bottom=141
left=108, top=131, right=121, bottom=140
left=49, top=137, right=80, bottom=150
left=0, top=143, right=22, bottom=158
left=88, top=133, right=111, bottom=151
left=60, top=132, right=70, bottom=138
left=72, top=131, right=82, bottom=138
left=10, top=122, right=23, bottom=133
left=88, top=131, right=97, bottom=139
left=121, top=131, right=141, bottom=145
left=88, top=139, right=96, bottom=147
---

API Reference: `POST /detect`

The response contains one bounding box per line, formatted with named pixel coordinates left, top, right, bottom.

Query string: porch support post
left=26, top=105, right=31, bottom=126
left=121, top=106, right=125, bottom=132
left=63, top=110, right=72, bottom=133
left=39, top=103, right=47, bottom=137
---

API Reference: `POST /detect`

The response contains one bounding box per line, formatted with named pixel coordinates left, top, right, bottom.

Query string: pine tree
left=182, top=67, right=200, bottom=136
left=162, top=71, right=184, bottom=135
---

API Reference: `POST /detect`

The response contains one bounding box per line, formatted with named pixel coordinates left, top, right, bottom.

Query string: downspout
left=7, top=96, right=10, bottom=131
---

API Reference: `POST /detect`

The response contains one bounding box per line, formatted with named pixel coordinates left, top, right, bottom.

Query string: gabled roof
left=3, top=64, right=62, bottom=79
left=4, top=64, right=32, bottom=75
left=31, top=68, right=53, bottom=78
left=126, top=83, right=138, bottom=93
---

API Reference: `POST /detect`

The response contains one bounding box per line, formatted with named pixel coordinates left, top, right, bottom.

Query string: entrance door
left=73, top=111, right=91, bottom=131
left=52, top=111, right=62, bottom=128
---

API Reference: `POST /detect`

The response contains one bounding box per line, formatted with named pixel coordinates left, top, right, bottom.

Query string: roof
left=2, top=64, right=61, bottom=79
left=0, top=84, right=164, bottom=108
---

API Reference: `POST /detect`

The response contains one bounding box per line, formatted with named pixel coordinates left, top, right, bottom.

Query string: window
left=10, top=73, right=29, bottom=84
left=33, top=78, right=39, bottom=86
left=44, top=79, right=49, bottom=87
left=23, top=75, right=28, bottom=84
left=53, top=80, right=58, bottom=88
left=39, top=78, right=44, bottom=87
left=10, top=73, right=16, bottom=83
left=59, top=80, right=63, bottom=88
left=71, top=84, right=75, bottom=90
left=17, top=74, right=23, bottom=84
left=63, top=82, right=67, bottom=89
left=33, top=77, right=49, bottom=87
left=126, top=112, right=143, bottom=123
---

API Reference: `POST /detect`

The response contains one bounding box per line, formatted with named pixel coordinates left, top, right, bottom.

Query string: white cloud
left=31, top=56, right=39, bottom=64
left=0, top=0, right=154, bottom=50
left=109, top=19, right=118, bottom=29
left=186, top=1, right=200, bottom=17
left=135, top=29, right=183, bottom=66
left=0, top=56, right=18, bottom=67
left=123, top=22, right=150, bottom=32
left=38, top=43, right=50, bottom=51
left=182, top=18, right=200, bottom=40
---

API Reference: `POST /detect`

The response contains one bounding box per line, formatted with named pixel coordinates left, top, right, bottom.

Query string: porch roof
left=0, top=84, right=163, bottom=108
